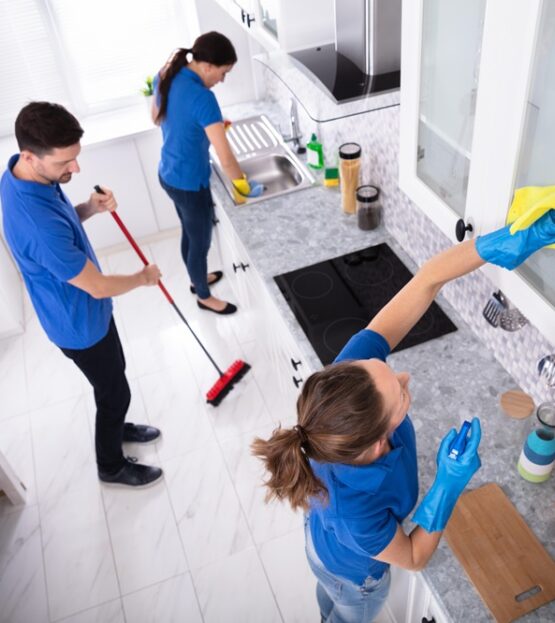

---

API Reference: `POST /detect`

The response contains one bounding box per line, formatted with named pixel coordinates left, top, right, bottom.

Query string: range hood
left=290, top=0, right=401, bottom=103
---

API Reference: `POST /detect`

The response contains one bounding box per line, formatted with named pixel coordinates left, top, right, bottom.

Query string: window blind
left=0, top=0, right=69, bottom=135
left=47, top=0, right=188, bottom=112
left=0, top=0, right=191, bottom=136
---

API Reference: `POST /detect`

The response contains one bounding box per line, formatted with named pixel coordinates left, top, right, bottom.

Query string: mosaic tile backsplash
left=261, top=66, right=555, bottom=407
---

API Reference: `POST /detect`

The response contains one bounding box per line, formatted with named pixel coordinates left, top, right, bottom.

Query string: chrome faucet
left=284, top=99, right=306, bottom=154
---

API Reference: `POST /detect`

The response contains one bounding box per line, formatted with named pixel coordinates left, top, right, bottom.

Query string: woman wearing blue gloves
left=252, top=212, right=555, bottom=623
left=153, top=32, right=263, bottom=314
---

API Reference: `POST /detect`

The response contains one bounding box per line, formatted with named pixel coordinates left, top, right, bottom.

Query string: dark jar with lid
left=356, top=185, right=382, bottom=230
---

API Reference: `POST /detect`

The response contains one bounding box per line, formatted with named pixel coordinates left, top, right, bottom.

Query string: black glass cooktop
left=274, top=243, right=457, bottom=365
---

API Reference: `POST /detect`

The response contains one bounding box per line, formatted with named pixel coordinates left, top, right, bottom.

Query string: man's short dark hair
left=15, top=102, right=84, bottom=156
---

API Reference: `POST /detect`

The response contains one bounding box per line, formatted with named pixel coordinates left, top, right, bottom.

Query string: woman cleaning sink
left=152, top=31, right=263, bottom=315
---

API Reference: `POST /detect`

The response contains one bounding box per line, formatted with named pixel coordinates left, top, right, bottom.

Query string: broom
left=94, top=185, right=250, bottom=406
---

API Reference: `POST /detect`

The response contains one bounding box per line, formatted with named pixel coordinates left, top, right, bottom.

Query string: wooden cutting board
left=445, top=483, right=555, bottom=622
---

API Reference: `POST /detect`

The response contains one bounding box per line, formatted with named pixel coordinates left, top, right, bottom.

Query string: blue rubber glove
left=246, top=179, right=264, bottom=198
left=475, top=210, right=555, bottom=270
left=413, top=417, right=482, bottom=533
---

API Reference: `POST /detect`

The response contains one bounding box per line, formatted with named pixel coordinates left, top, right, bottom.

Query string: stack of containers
left=517, top=402, right=555, bottom=483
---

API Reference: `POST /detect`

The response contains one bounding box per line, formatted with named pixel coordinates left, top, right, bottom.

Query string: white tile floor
left=0, top=234, right=392, bottom=623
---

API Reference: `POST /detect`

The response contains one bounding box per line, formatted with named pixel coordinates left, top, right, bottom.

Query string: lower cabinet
left=386, top=567, right=449, bottom=623
left=0, top=235, right=24, bottom=338
left=213, top=200, right=311, bottom=420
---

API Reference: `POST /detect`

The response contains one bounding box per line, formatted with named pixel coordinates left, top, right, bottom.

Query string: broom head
left=206, top=359, right=251, bottom=406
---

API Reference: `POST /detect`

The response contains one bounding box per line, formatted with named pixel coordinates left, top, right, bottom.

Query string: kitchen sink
left=210, top=115, right=315, bottom=205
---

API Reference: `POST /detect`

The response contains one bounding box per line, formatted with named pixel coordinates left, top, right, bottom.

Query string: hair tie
left=293, top=424, right=308, bottom=446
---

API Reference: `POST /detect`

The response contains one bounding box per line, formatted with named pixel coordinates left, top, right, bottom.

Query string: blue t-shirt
left=155, top=67, right=223, bottom=190
left=309, top=329, right=419, bottom=584
left=0, top=155, right=112, bottom=349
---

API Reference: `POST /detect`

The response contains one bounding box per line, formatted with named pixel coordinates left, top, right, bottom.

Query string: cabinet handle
left=421, top=618, right=436, bottom=623
left=232, top=262, right=249, bottom=273
left=290, top=358, right=302, bottom=370
left=455, top=218, right=473, bottom=242
left=292, top=376, right=303, bottom=388
left=240, top=8, right=255, bottom=27
left=212, top=217, right=219, bottom=226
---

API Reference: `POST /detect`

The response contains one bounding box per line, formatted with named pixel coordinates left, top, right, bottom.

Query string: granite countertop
left=215, top=101, right=555, bottom=623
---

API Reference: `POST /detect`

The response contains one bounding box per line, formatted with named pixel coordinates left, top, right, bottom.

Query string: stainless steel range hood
left=290, top=0, right=401, bottom=103
left=335, top=0, right=401, bottom=76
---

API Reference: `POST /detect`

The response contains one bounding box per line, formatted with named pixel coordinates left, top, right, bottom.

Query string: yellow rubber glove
left=507, top=186, right=555, bottom=250
left=232, top=175, right=251, bottom=205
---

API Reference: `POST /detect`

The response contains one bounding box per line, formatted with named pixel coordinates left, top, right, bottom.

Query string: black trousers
left=61, top=317, right=130, bottom=474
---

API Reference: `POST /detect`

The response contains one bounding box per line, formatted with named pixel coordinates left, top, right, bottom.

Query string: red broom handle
left=110, top=211, right=174, bottom=304
left=93, top=186, right=174, bottom=304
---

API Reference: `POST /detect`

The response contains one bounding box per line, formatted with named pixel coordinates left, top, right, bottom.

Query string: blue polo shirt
left=0, top=155, right=112, bottom=349
left=155, top=67, right=223, bottom=191
left=308, top=329, right=419, bottom=584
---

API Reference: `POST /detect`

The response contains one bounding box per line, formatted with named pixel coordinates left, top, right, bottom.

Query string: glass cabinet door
left=416, top=0, right=486, bottom=217
left=511, top=2, right=555, bottom=307
left=257, top=0, right=278, bottom=37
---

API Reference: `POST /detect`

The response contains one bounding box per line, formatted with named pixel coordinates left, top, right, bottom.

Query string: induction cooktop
left=274, top=243, right=457, bottom=365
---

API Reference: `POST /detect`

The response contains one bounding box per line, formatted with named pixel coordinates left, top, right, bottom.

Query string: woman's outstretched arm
left=368, top=240, right=482, bottom=350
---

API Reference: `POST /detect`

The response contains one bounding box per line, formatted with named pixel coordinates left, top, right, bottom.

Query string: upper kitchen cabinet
left=399, top=0, right=487, bottom=235
left=400, top=0, right=555, bottom=345
left=210, top=0, right=334, bottom=52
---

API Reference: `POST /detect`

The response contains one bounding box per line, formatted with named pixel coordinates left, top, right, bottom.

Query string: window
left=0, top=0, right=193, bottom=136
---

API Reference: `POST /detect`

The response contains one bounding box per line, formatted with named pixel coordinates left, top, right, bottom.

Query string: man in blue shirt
left=0, top=102, right=163, bottom=488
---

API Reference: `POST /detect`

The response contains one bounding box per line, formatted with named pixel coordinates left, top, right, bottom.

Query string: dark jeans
left=61, top=317, right=130, bottom=474
left=159, top=176, right=215, bottom=299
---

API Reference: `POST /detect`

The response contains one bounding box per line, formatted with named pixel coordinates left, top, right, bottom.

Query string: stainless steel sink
left=210, top=115, right=315, bottom=205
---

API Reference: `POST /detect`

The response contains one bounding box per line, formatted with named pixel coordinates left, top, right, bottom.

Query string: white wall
left=195, top=0, right=257, bottom=107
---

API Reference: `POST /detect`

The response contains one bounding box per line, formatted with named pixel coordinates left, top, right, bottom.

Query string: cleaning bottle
left=306, top=133, right=324, bottom=169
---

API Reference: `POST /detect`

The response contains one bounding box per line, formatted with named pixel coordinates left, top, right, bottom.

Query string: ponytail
left=155, top=48, right=190, bottom=124
left=155, top=31, right=237, bottom=123
left=251, top=361, right=389, bottom=512
left=251, top=425, right=327, bottom=512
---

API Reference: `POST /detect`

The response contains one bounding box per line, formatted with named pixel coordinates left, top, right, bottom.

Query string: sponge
left=324, top=167, right=339, bottom=187
left=507, top=186, right=555, bottom=249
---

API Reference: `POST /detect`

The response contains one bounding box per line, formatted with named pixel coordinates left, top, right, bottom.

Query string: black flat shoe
left=197, top=300, right=237, bottom=315
left=123, top=423, right=161, bottom=444
left=190, top=271, right=223, bottom=294
left=99, top=457, right=163, bottom=488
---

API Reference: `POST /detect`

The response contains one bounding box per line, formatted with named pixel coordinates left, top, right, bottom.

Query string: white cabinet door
left=385, top=566, right=411, bottom=623
left=0, top=236, right=24, bottom=337
left=213, top=200, right=309, bottom=420
left=64, top=140, right=158, bottom=250
left=213, top=201, right=269, bottom=344
left=205, top=0, right=334, bottom=52
left=385, top=567, right=449, bottom=623
left=400, top=0, right=555, bottom=345
left=399, top=0, right=488, bottom=240
left=477, top=0, right=555, bottom=343
left=133, top=131, right=180, bottom=232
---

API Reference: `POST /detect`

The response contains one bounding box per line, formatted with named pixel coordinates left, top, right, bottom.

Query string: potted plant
left=141, top=76, right=154, bottom=113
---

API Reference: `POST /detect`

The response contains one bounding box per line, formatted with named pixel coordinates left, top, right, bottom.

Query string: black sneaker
left=99, top=457, right=163, bottom=488
left=123, top=423, right=161, bottom=444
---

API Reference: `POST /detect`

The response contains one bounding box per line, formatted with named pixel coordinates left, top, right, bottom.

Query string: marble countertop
left=213, top=100, right=555, bottom=623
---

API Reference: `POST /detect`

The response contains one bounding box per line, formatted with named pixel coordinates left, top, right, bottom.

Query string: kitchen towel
left=507, top=185, right=555, bottom=249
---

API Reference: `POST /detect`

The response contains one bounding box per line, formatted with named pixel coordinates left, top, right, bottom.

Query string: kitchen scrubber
left=324, top=167, right=339, bottom=187
left=507, top=186, right=555, bottom=249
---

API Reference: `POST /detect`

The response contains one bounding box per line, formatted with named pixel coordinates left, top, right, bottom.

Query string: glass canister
left=339, top=143, right=361, bottom=215
left=517, top=402, right=555, bottom=483
left=356, top=185, right=382, bottom=230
